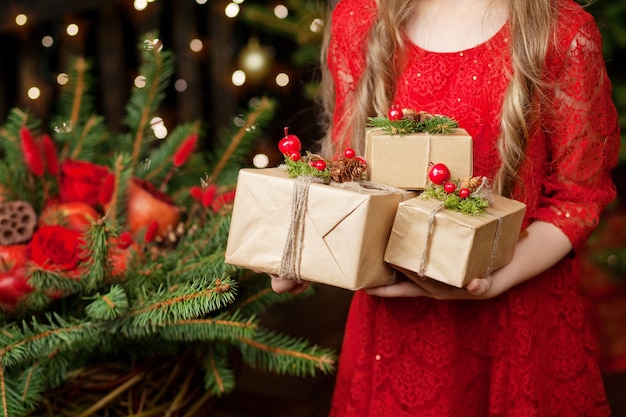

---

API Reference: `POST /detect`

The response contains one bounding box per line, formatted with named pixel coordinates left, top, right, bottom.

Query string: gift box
left=365, top=128, right=473, bottom=190
left=225, top=167, right=416, bottom=290
left=384, top=194, right=526, bottom=288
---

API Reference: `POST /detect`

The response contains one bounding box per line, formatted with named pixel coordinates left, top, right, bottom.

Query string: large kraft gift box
left=225, top=167, right=416, bottom=290
left=384, top=194, right=526, bottom=288
left=365, top=128, right=473, bottom=190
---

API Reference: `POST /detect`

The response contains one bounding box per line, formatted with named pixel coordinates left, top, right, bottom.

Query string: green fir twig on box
left=367, top=113, right=459, bottom=135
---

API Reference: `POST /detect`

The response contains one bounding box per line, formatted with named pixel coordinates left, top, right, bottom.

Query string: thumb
left=466, top=276, right=492, bottom=297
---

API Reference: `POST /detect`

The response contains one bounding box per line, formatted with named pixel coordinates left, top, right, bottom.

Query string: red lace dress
left=326, top=0, right=620, bottom=416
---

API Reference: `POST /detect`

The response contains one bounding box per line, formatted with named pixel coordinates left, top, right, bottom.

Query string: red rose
left=28, top=225, right=85, bottom=271
left=59, top=159, right=110, bottom=206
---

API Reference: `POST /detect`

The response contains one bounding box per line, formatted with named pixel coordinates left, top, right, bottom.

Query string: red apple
left=127, top=178, right=180, bottom=239
left=39, top=201, right=99, bottom=232
left=0, top=245, right=33, bottom=307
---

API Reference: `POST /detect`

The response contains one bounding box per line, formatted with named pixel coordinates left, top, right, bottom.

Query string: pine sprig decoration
left=367, top=109, right=459, bottom=135
left=422, top=176, right=492, bottom=215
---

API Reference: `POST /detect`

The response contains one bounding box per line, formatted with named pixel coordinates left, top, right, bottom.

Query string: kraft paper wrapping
left=384, top=194, right=526, bottom=288
left=365, top=128, right=473, bottom=190
left=225, top=167, right=417, bottom=290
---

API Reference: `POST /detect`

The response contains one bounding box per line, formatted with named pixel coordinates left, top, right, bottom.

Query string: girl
left=273, top=0, right=620, bottom=415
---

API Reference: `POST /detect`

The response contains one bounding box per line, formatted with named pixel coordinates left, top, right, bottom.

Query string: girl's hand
left=365, top=275, right=495, bottom=300
left=270, top=274, right=311, bottom=295
left=366, top=220, right=573, bottom=300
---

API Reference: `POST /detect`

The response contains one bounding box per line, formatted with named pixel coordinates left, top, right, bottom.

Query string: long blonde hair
left=317, top=0, right=558, bottom=197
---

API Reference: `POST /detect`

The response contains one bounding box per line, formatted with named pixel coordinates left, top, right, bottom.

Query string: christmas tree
left=0, top=33, right=335, bottom=417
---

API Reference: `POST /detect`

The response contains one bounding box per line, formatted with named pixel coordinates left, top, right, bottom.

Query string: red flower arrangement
left=0, top=125, right=234, bottom=310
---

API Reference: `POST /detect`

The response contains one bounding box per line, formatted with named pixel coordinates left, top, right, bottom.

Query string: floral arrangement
left=0, top=35, right=335, bottom=417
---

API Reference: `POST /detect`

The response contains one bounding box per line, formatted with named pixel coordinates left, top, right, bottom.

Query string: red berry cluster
left=428, top=162, right=472, bottom=199
left=278, top=127, right=367, bottom=173
left=278, top=127, right=302, bottom=161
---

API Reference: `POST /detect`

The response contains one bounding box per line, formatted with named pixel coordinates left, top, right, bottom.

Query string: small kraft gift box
left=225, top=139, right=417, bottom=291
left=365, top=109, right=473, bottom=190
left=384, top=173, right=527, bottom=288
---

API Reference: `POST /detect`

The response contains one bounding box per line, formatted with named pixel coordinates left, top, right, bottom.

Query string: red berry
left=313, top=159, right=327, bottom=171
left=459, top=188, right=471, bottom=199
left=289, top=151, right=301, bottom=162
left=278, top=127, right=301, bottom=155
left=343, top=148, right=356, bottom=159
left=443, top=182, right=457, bottom=194
left=428, top=163, right=450, bottom=185
left=388, top=105, right=403, bottom=121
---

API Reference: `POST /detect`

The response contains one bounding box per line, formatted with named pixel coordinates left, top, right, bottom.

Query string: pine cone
left=459, top=176, right=482, bottom=191
left=0, top=201, right=37, bottom=245
left=329, top=157, right=366, bottom=183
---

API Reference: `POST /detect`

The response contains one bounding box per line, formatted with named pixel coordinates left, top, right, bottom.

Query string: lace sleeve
left=533, top=16, right=620, bottom=252
left=327, top=0, right=376, bottom=145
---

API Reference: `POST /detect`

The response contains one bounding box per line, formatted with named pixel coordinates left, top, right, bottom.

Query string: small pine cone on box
left=329, top=157, right=367, bottom=183
left=459, top=176, right=482, bottom=192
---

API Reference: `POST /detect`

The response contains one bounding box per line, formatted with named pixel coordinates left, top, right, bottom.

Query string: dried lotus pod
left=0, top=201, right=37, bottom=245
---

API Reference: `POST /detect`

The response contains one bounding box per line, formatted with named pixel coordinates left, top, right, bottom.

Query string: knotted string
left=417, top=203, right=503, bottom=279
left=278, top=176, right=410, bottom=282
left=278, top=176, right=322, bottom=282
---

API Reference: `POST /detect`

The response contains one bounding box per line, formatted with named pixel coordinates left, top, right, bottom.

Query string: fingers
left=270, top=275, right=311, bottom=295
left=365, top=281, right=426, bottom=297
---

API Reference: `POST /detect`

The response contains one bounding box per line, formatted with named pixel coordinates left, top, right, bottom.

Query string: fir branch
left=203, top=345, right=236, bottom=397
left=81, top=221, right=114, bottom=292
left=0, top=314, right=106, bottom=370
left=105, top=153, right=133, bottom=229
left=158, top=310, right=258, bottom=343
left=238, top=328, right=336, bottom=377
left=125, top=34, right=176, bottom=172
left=27, top=268, right=85, bottom=297
left=85, top=286, right=129, bottom=321
left=208, top=96, right=275, bottom=183
left=69, top=57, right=90, bottom=126
left=122, top=276, right=238, bottom=337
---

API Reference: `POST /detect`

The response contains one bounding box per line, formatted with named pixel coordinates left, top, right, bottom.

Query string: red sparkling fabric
left=327, top=0, right=620, bottom=416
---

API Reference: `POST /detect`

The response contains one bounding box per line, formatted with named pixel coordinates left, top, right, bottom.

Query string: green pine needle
left=422, top=186, right=490, bottom=215
left=367, top=115, right=459, bottom=135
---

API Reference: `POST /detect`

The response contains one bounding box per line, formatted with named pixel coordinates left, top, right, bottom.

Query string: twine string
left=278, top=176, right=321, bottom=282
left=484, top=210, right=503, bottom=276
left=417, top=203, right=444, bottom=277
left=278, top=176, right=411, bottom=282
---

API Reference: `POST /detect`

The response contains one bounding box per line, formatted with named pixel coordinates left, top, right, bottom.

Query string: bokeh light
left=66, top=24, right=79, bottom=36
left=27, top=87, right=41, bottom=100
left=232, top=70, right=246, bottom=86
